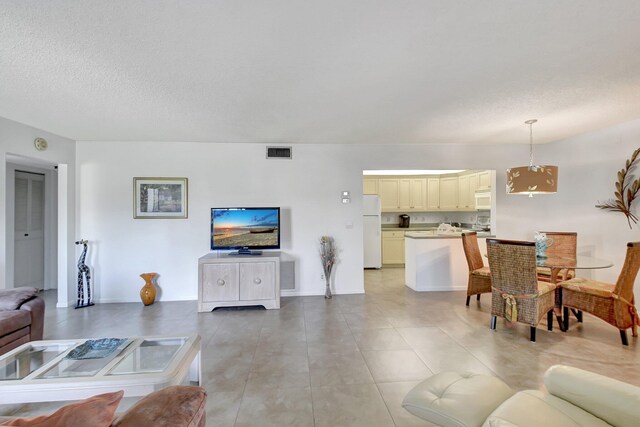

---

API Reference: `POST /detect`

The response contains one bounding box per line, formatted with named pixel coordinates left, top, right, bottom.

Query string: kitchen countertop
left=381, top=226, right=436, bottom=231
left=405, top=230, right=494, bottom=239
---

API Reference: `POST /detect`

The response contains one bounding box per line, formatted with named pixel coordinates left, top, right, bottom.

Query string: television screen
left=211, top=207, right=280, bottom=251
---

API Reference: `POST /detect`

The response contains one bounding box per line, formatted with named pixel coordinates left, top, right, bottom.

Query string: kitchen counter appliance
left=475, top=190, right=491, bottom=210
left=399, top=214, right=410, bottom=228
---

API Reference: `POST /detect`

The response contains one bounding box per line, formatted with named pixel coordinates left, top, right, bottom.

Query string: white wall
left=77, top=142, right=366, bottom=302
left=77, top=118, right=640, bottom=302
left=0, top=117, right=76, bottom=305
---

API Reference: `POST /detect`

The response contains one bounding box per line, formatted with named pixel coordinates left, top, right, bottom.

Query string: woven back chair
left=537, top=232, right=577, bottom=282
left=487, top=239, right=556, bottom=342
left=560, top=242, right=640, bottom=345
left=462, top=232, right=491, bottom=306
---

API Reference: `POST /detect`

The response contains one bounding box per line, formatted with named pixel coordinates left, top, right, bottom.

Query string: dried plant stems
left=596, top=147, right=640, bottom=228
left=319, top=236, right=337, bottom=298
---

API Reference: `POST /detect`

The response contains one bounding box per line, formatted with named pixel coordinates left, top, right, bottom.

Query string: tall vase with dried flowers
left=319, top=236, right=336, bottom=299
left=596, top=147, right=640, bottom=229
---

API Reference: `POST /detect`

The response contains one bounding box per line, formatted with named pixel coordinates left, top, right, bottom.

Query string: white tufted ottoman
left=402, top=371, right=515, bottom=427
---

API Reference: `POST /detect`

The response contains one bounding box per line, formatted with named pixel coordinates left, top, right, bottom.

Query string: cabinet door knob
left=217, top=279, right=225, bottom=286
left=254, top=278, right=262, bottom=284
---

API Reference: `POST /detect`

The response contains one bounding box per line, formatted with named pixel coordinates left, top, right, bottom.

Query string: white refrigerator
left=363, top=195, right=382, bottom=268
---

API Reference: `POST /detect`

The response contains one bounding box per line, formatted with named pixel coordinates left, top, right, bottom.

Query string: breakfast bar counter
left=405, top=231, right=493, bottom=292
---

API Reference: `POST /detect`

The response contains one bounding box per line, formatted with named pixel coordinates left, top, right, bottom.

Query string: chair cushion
left=0, top=288, right=39, bottom=311
left=1, top=390, right=123, bottom=426
left=402, top=371, right=514, bottom=427
left=537, top=281, right=556, bottom=295
left=0, top=311, right=30, bottom=336
left=472, top=266, right=491, bottom=277
left=559, top=278, right=614, bottom=299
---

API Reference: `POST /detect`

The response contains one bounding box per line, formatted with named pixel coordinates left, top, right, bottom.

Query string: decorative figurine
left=75, top=239, right=94, bottom=308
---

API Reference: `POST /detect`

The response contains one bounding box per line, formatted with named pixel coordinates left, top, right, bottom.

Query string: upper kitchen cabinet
left=427, top=177, right=440, bottom=209
left=379, top=179, right=400, bottom=210
left=399, top=178, right=426, bottom=210
left=439, top=176, right=459, bottom=210
left=458, top=172, right=479, bottom=210
left=478, top=170, right=491, bottom=189
left=363, top=178, right=378, bottom=195
left=379, top=178, right=426, bottom=211
left=458, top=174, right=470, bottom=209
left=362, top=170, right=491, bottom=212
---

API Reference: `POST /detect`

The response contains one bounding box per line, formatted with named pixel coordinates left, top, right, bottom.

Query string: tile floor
left=2, top=268, right=639, bottom=426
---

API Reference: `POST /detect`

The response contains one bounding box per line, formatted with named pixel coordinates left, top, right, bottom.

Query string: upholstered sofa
left=402, top=365, right=640, bottom=427
left=0, top=287, right=45, bottom=356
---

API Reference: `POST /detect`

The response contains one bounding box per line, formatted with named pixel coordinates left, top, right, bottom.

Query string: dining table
left=536, top=255, right=614, bottom=331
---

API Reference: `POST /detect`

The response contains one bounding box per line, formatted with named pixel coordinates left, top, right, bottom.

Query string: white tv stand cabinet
left=198, top=252, right=281, bottom=311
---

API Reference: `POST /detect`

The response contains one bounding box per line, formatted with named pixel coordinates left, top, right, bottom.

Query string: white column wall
left=0, top=117, right=76, bottom=304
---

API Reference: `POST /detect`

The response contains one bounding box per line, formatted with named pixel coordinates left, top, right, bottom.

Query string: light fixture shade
left=506, top=165, right=558, bottom=195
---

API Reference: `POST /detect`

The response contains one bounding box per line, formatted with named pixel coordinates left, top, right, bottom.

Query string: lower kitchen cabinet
left=198, top=252, right=281, bottom=311
left=382, top=231, right=405, bottom=265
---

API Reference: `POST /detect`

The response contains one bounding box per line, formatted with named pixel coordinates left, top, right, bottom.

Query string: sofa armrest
left=19, top=297, right=45, bottom=341
left=544, top=365, right=640, bottom=427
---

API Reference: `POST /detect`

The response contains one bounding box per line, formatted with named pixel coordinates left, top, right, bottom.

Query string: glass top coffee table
left=0, top=335, right=201, bottom=404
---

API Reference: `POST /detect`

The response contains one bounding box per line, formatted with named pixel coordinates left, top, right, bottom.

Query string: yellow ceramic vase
left=139, top=273, right=157, bottom=306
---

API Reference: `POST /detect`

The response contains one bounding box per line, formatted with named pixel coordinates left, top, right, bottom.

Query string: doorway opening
left=14, top=170, right=46, bottom=288
left=362, top=169, right=497, bottom=272
left=5, top=155, right=68, bottom=308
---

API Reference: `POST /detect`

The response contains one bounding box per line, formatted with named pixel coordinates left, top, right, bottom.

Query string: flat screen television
left=211, top=207, right=280, bottom=255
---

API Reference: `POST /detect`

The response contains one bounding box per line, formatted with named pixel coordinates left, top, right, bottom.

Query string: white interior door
left=14, top=171, right=45, bottom=288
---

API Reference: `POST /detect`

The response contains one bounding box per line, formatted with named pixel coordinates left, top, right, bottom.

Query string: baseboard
left=95, top=295, right=198, bottom=304
left=281, top=287, right=365, bottom=297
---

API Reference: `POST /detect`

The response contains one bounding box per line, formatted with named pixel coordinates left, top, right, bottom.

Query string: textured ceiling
left=1, top=1, right=640, bottom=144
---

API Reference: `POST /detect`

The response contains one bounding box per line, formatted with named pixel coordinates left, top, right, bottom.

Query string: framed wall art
left=133, top=177, right=188, bottom=219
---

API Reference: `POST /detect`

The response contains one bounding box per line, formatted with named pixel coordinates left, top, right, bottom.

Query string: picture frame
left=133, top=177, right=188, bottom=219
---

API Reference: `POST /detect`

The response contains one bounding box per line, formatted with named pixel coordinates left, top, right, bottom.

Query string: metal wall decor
left=596, top=147, right=640, bottom=228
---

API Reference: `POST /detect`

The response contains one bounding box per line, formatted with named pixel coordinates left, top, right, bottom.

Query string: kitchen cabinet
left=379, top=179, right=400, bottom=211
left=409, top=178, right=427, bottom=210
left=382, top=231, right=405, bottom=264
left=478, top=170, right=491, bottom=189
left=439, top=177, right=459, bottom=210
left=363, top=171, right=489, bottom=212
left=427, top=177, right=440, bottom=209
left=458, top=172, right=479, bottom=209
left=458, top=174, right=470, bottom=209
left=398, top=179, right=412, bottom=210
left=363, top=178, right=378, bottom=195
left=398, top=178, right=426, bottom=210
left=379, top=178, right=426, bottom=211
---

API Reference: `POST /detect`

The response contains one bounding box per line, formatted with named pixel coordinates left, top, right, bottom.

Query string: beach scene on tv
left=212, top=208, right=279, bottom=248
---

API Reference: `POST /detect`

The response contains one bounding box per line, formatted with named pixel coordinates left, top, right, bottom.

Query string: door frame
left=6, top=162, right=57, bottom=291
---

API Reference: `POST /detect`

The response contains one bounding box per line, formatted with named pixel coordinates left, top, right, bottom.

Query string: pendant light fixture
left=506, top=119, right=558, bottom=197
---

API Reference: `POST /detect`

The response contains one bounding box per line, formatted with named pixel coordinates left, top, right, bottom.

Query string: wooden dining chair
left=461, top=232, right=491, bottom=306
left=560, top=242, right=640, bottom=345
left=487, top=239, right=556, bottom=342
left=537, top=232, right=577, bottom=282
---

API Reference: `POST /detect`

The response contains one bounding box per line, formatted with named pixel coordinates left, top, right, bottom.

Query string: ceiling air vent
left=266, top=146, right=292, bottom=159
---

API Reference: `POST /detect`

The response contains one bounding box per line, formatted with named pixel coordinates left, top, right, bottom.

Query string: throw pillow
left=112, top=386, right=207, bottom=427
left=1, top=390, right=123, bottom=427
left=0, top=287, right=39, bottom=311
